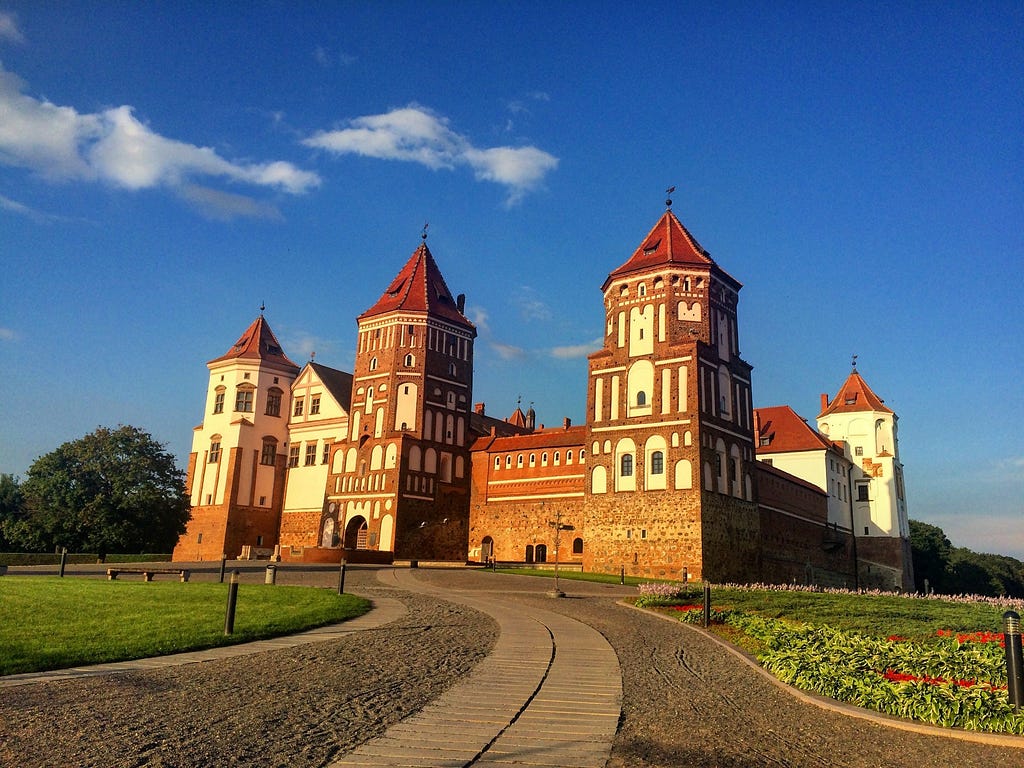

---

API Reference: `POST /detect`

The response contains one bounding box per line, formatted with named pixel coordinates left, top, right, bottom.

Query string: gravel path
left=1, top=566, right=1021, bottom=768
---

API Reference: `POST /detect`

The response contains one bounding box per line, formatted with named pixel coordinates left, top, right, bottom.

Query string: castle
left=173, top=207, right=913, bottom=590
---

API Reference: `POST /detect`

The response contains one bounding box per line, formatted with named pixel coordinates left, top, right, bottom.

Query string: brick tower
left=583, top=205, right=760, bottom=580
left=173, top=314, right=299, bottom=561
left=323, top=237, right=477, bottom=560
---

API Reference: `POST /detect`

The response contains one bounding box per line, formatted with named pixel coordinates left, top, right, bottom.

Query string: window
left=759, top=436, right=771, bottom=446
left=265, top=390, right=281, bottom=416
left=580, top=449, right=586, bottom=461
left=288, top=445, right=300, bottom=468
left=505, top=455, right=512, bottom=468
left=572, top=537, right=583, bottom=555
left=305, top=444, right=317, bottom=466
left=370, top=357, right=378, bottom=371
left=258, top=497, right=266, bottom=506
left=517, top=455, right=523, bottom=468
left=256, top=535, right=263, bottom=546
left=637, top=391, right=647, bottom=406
left=621, top=454, right=634, bottom=477
left=529, top=453, right=536, bottom=467
left=260, top=439, right=277, bottom=466
left=405, top=353, right=414, bottom=366
left=855, top=446, right=864, bottom=456
left=213, top=390, right=225, bottom=414
left=235, top=388, right=253, bottom=412
left=449, top=362, right=457, bottom=376
left=857, top=484, right=869, bottom=502
left=322, top=443, right=331, bottom=464
left=641, top=529, right=647, bottom=539
left=651, top=451, right=664, bottom=475
left=209, top=441, right=221, bottom=463
left=197, top=533, right=203, bottom=543
left=310, top=396, right=321, bottom=415
left=293, top=398, right=304, bottom=417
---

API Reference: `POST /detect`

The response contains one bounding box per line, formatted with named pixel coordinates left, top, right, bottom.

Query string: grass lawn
left=0, top=577, right=370, bottom=676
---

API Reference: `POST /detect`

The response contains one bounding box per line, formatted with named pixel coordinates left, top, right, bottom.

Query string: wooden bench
left=106, top=567, right=190, bottom=582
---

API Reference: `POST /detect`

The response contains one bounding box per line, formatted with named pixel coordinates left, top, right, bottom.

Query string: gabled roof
left=208, top=315, right=300, bottom=372
left=755, top=405, right=835, bottom=454
left=359, top=241, right=474, bottom=329
left=602, top=210, right=740, bottom=291
left=818, top=369, right=892, bottom=417
left=308, top=362, right=353, bottom=412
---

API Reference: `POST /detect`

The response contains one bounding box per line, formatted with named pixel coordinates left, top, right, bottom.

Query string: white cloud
left=467, top=305, right=526, bottom=360
left=0, top=193, right=62, bottom=223
left=304, top=105, right=557, bottom=204
left=178, top=184, right=283, bottom=222
left=511, top=286, right=553, bottom=322
left=0, top=12, right=25, bottom=44
left=0, top=62, right=320, bottom=199
left=550, top=339, right=602, bottom=359
left=0, top=327, right=17, bottom=341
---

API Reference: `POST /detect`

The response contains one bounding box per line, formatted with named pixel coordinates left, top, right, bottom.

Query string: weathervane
left=422, top=222, right=429, bottom=241
left=851, top=354, right=858, bottom=371
left=259, top=301, right=266, bottom=316
left=665, top=186, right=675, bottom=209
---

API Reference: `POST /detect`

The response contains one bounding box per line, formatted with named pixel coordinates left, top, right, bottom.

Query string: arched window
left=265, top=387, right=282, bottom=417
left=637, top=391, right=647, bottom=406
left=535, top=544, right=547, bottom=562
left=209, top=438, right=222, bottom=463
left=404, top=353, right=414, bottom=366
left=621, top=454, right=634, bottom=477
left=234, top=385, right=254, bottom=412
left=505, top=455, right=512, bottom=468
left=651, top=451, right=664, bottom=475
left=517, top=454, right=524, bottom=468
left=572, top=537, right=584, bottom=555
left=525, top=544, right=534, bottom=563
left=369, top=356, right=378, bottom=371
left=212, top=386, right=226, bottom=414
left=494, top=456, right=501, bottom=470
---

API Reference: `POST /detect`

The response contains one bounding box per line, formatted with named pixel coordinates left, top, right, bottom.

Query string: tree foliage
left=910, top=518, right=1024, bottom=598
left=12, top=426, right=189, bottom=554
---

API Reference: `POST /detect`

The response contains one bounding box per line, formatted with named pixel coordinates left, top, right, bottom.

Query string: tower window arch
left=621, top=454, right=634, bottom=477
left=637, top=391, right=647, bottom=407
left=651, top=450, right=664, bottom=475
left=404, top=353, right=415, bottom=366
left=369, top=356, right=378, bottom=371
left=213, top=386, right=226, bottom=414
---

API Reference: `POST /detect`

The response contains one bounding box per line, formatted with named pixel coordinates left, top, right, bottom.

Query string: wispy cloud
left=303, top=105, right=557, bottom=205
left=0, top=327, right=18, bottom=342
left=550, top=339, right=602, bottom=359
left=278, top=329, right=345, bottom=365
left=0, top=11, right=25, bottom=44
left=312, top=46, right=355, bottom=68
left=0, top=193, right=66, bottom=223
left=178, top=185, right=283, bottom=221
left=467, top=305, right=526, bottom=360
left=511, top=286, right=552, bottom=322
left=0, top=63, right=320, bottom=207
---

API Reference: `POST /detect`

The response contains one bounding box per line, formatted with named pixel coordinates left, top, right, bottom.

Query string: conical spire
left=602, top=210, right=717, bottom=290
left=359, top=242, right=473, bottom=328
left=208, top=315, right=299, bottom=372
left=818, top=369, right=892, bottom=417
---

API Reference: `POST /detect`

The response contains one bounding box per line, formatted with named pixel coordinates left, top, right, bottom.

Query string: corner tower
left=818, top=366, right=913, bottom=589
left=173, top=314, right=299, bottom=561
left=324, top=238, right=477, bottom=560
left=584, top=207, right=759, bottom=581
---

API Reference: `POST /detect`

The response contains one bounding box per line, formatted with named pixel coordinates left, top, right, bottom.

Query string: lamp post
left=546, top=509, right=575, bottom=598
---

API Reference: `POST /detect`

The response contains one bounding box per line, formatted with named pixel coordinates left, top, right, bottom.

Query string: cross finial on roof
left=259, top=301, right=265, bottom=315
left=851, top=353, right=858, bottom=371
left=665, top=186, right=675, bottom=209
left=516, top=394, right=522, bottom=407
left=422, top=221, right=429, bottom=241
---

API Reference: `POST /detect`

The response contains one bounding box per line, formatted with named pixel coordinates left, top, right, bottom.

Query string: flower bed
left=635, top=583, right=1024, bottom=735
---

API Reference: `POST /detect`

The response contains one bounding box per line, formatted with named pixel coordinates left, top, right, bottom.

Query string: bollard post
left=703, top=582, right=711, bottom=628
left=620, top=565, right=625, bottom=585
left=59, top=547, right=68, bottom=578
left=491, top=557, right=496, bottom=572
left=337, top=558, right=347, bottom=595
left=219, top=555, right=227, bottom=584
left=682, top=567, right=688, bottom=595
left=224, top=571, right=240, bottom=635
left=1004, top=611, right=1023, bottom=709
left=265, top=564, right=277, bottom=585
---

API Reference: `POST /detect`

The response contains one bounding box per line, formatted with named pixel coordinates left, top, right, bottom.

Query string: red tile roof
left=359, top=242, right=474, bottom=329
left=818, top=370, right=892, bottom=417
left=470, top=425, right=587, bottom=453
left=754, top=405, right=835, bottom=454
left=602, top=210, right=740, bottom=290
left=208, top=315, right=300, bottom=372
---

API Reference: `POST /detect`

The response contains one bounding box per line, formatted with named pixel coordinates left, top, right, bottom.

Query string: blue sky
left=1, top=2, right=1021, bottom=559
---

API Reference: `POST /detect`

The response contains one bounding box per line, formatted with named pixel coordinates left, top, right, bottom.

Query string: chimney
left=563, top=417, right=571, bottom=430
left=474, top=402, right=485, bottom=415
left=820, top=393, right=829, bottom=411
left=457, top=293, right=466, bottom=313
left=753, top=410, right=761, bottom=435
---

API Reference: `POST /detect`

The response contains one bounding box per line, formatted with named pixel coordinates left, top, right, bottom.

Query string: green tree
left=908, top=519, right=953, bottom=594
left=19, top=426, right=190, bottom=554
left=0, top=474, right=27, bottom=550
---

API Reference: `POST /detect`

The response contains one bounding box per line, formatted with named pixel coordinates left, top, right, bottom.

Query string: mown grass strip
left=0, top=577, right=370, bottom=676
